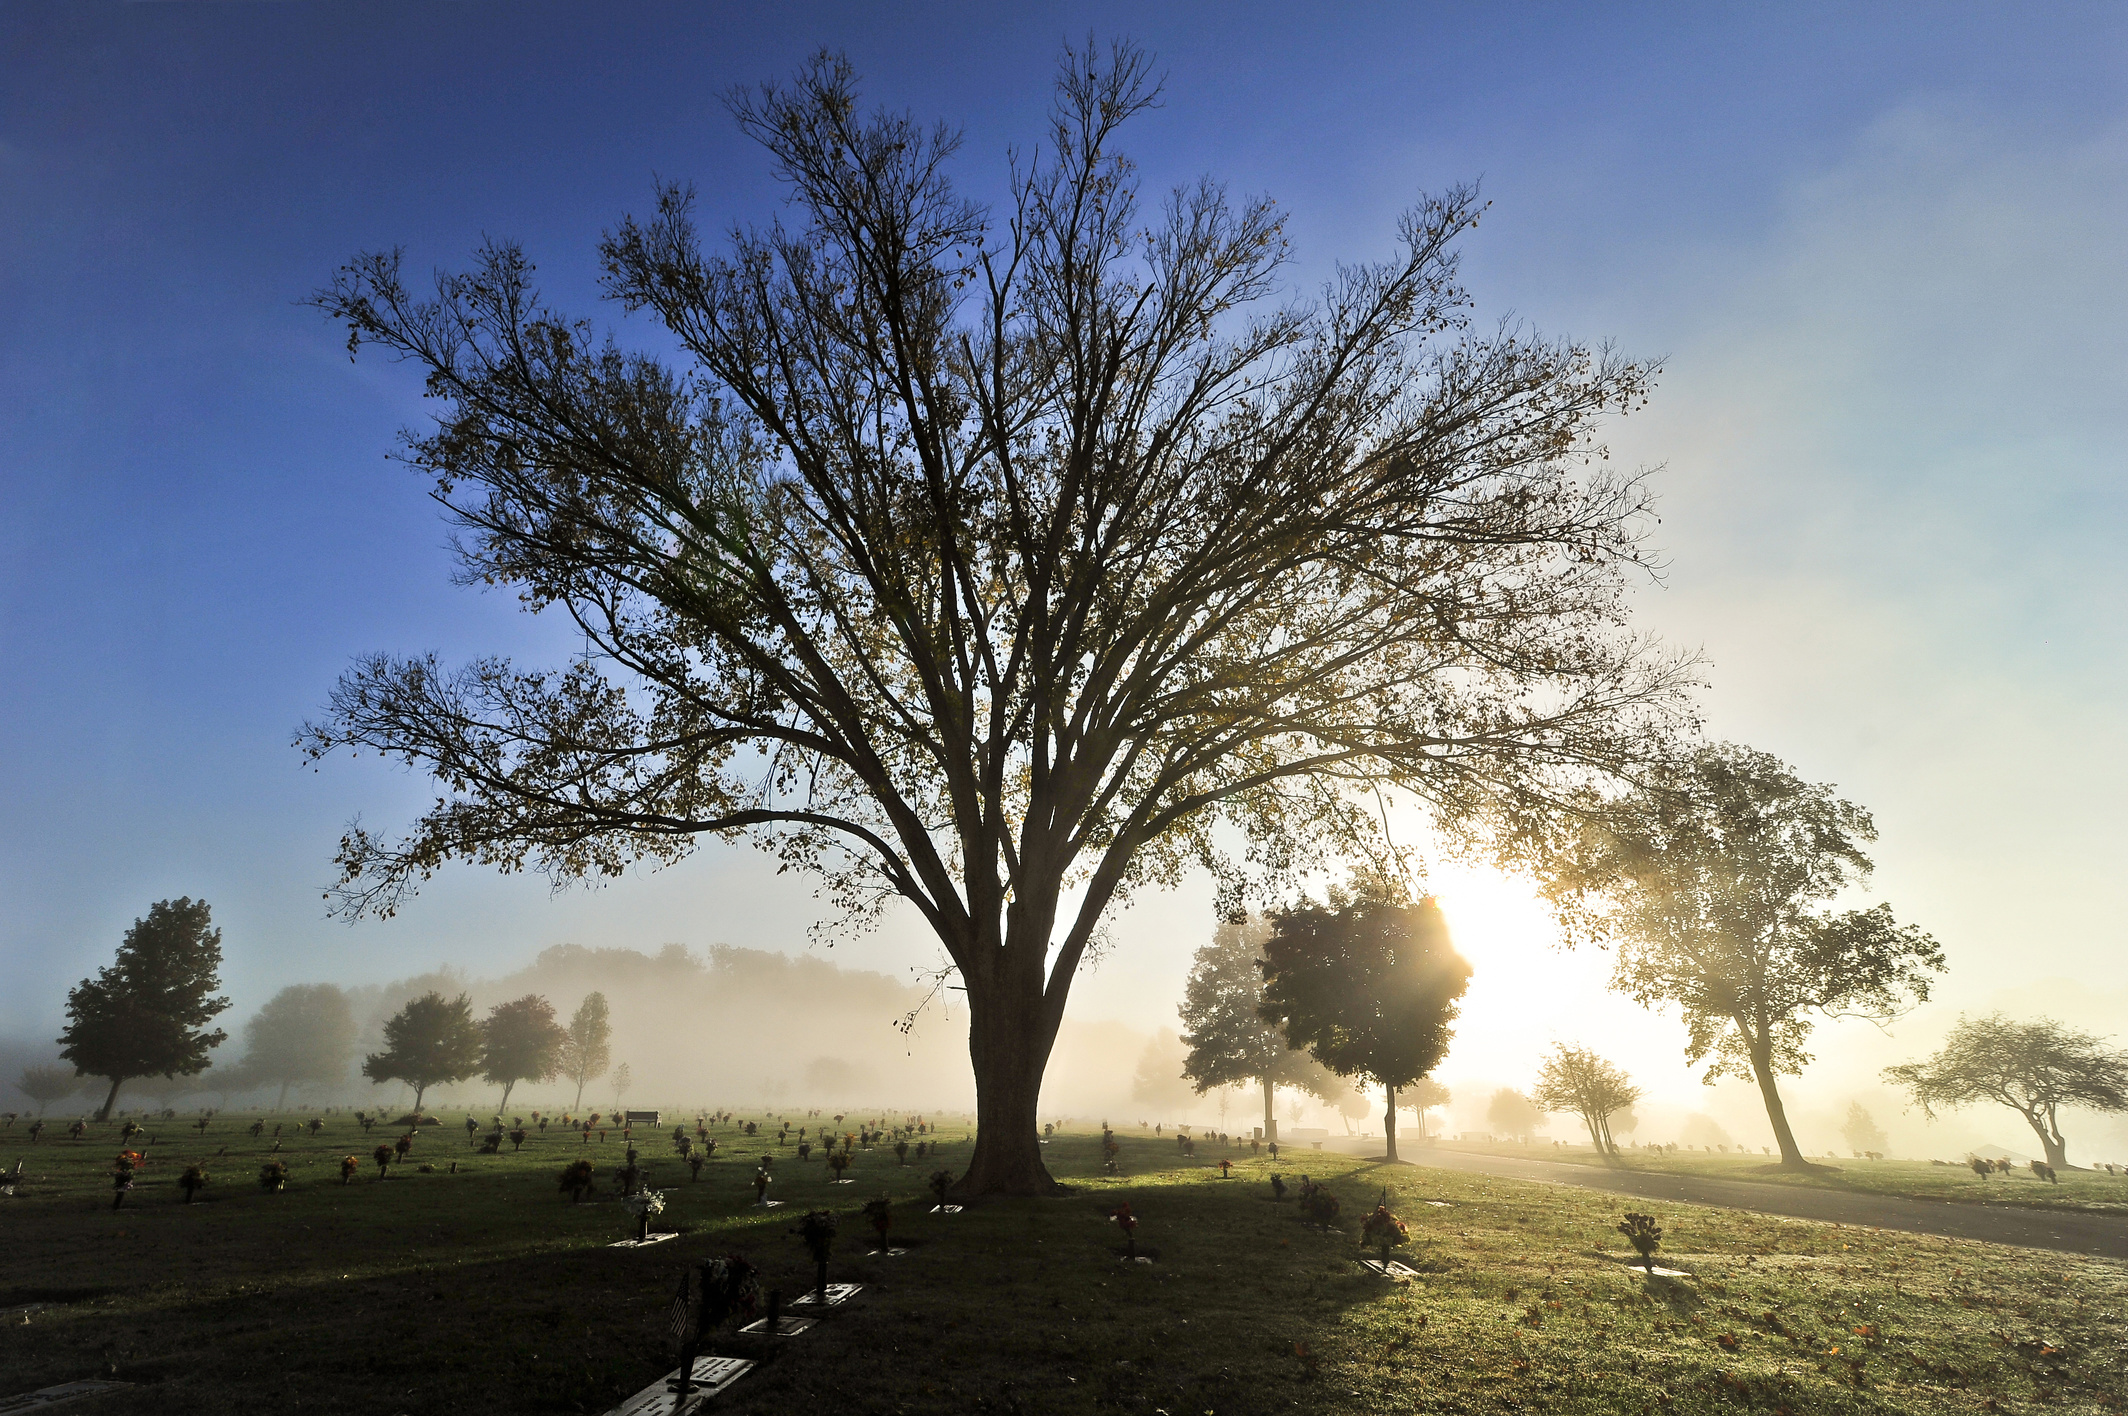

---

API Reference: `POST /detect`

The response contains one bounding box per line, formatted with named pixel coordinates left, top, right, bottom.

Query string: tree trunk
left=95, top=1076, right=124, bottom=1122
left=276, top=1079, right=290, bottom=1112
left=2025, top=1106, right=2069, bottom=1169
left=1746, top=1037, right=1808, bottom=1167
left=412, top=1083, right=428, bottom=1114
left=500, top=1079, right=517, bottom=1114
left=1262, top=1076, right=1277, bottom=1143
left=957, top=984, right=1062, bottom=1196
left=1383, top=1083, right=1399, bottom=1163
left=574, top=1076, right=586, bottom=1110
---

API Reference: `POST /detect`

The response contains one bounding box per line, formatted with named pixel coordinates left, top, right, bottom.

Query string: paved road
left=1381, top=1148, right=2127, bottom=1260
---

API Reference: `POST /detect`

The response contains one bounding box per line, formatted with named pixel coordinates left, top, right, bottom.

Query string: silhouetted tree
left=238, top=984, right=359, bottom=1110
left=1487, top=1086, right=1544, bottom=1141
left=15, top=1064, right=82, bottom=1115
left=481, top=994, right=567, bottom=1111
left=1840, top=1101, right=1887, bottom=1156
left=361, top=991, right=481, bottom=1112
left=1257, top=890, right=1471, bottom=1163
left=1179, top=915, right=1341, bottom=1140
left=1532, top=1044, right=1639, bottom=1155
left=303, top=45, right=1691, bottom=1195
left=59, top=898, right=230, bottom=1120
left=558, top=992, right=611, bottom=1110
left=1548, top=744, right=1943, bottom=1169
left=1884, top=1014, right=2128, bottom=1169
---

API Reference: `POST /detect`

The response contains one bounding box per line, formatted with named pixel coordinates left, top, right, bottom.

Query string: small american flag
left=666, top=1270, right=694, bottom=1352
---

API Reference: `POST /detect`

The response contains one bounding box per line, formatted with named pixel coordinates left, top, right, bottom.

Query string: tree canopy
left=304, top=44, right=1690, bottom=1193
left=362, top=991, right=482, bottom=1112
left=238, top=984, right=359, bottom=1110
left=1487, top=1086, right=1545, bottom=1140
left=1548, top=743, right=1942, bottom=1168
left=58, top=897, right=230, bottom=1120
left=1883, top=1013, right=2128, bottom=1169
left=1179, top=915, right=1343, bottom=1139
left=1531, top=1043, right=1639, bottom=1154
left=16, top=1064, right=82, bottom=1114
left=1257, top=890, right=1471, bottom=1162
left=480, top=994, right=567, bottom=1111
left=559, top=992, right=612, bottom=1109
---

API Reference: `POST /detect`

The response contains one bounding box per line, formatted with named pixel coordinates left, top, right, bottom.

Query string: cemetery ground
left=2, top=1116, right=2124, bottom=1416
left=1426, top=1138, right=2128, bottom=1216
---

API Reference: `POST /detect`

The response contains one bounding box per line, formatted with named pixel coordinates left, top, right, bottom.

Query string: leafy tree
left=1179, top=915, right=1342, bottom=1140
left=558, top=992, right=612, bottom=1109
left=1257, top=890, right=1472, bottom=1163
left=302, top=46, right=1691, bottom=1194
left=1487, top=1086, right=1545, bottom=1141
left=16, top=1064, right=82, bottom=1114
left=1548, top=744, right=1944, bottom=1168
left=1883, top=1014, right=2128, bottom=1169
left=59, top=898, right=230, bottom=1120
left=1404, top=1076, right=1451, bottom=1137
left=1129, top=1029, right=1199, bottom=1119
left=361, top=991, right=481, bottom=1111
left=481, top=994, right=567, bottom=1111
left=611, top=1061, right=632, bottom=1114
left=1840, top=1101, right=1887, bottom=1156
left=238, top=984, right=359, bottom=1110
left=1531, top=1044, right=1639, bottom=1154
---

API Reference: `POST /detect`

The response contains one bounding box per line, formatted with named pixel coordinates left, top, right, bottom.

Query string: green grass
left=1431, top=1138, right=2128, bottom=1215
left=3, top=1111, right=2125, bottom=1415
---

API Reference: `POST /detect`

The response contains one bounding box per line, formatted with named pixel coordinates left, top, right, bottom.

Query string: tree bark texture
left=1384, top=1083, right=1399, bottom=1163
left=1748, top=1038, right=1808, bottom=1167
left=95, top=1076, right=124, bottom=1122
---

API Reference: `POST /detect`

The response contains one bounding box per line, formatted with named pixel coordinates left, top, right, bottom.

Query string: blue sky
left=5, top=3, right=2125, bottom=1131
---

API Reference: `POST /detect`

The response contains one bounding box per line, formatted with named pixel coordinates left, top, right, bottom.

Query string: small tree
left=239, top=985, right=360, bottom=1110
left=1840, top=1102, right=1887, bottom=1157
left=361, top=991, right=481, bottom=1112
left=558, top=993, right=612, bottom=1110
left=480, top=994, right=567, bottom=1112
left=1883, top=1014, right=2128, bottom=1169
left=1180, top=915, right=1345, bottom=1142
left=1257, top=890, right=1471, bottom=1163
left=58, top=898, right=231, bottom=1120
left=1487, top=1087, right=1545, bottom=1141
left=1548, top=744, right=1943, bottom=1168
left=1532, top=1044, right=1639, bottom=1155
left=16, top=1064, right=81, bottom=1115
left=611, top=1062, right=633, bottom=1115
left=1404, top=1076, right=1451, bottom=1138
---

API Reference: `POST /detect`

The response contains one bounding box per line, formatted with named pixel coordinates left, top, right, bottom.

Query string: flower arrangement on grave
left=1102, top=1129, right=1121, bottom=1175
left=622, top=1187, right=666, bottom=1241
left=357, top=1112, right=375, bottom=1133
left=1218, top=1158, right=1233, bottom=1179
left=338, top=1155, right=359, bottom=1185
left=703, top=1138, right=718, bottom=1159
left=248, top=1120, right=264, bottom=1139
left=28, top=1120, right=44, bottom=1143
left=111, top=1150, right=141, bottom=1209
left=699, top=1253, right=760, bottom=1330
left=894, top=1139, right=909, bottom=1165
left=394, top=1133, right=414, bottom=1161
left=121, top=1120, right=142, bottom=1145
left=308, top=1118, right=323, bottom=1137
left=372, top=1143, right=393, bottom=1179
left=753, top=1164, right=773, bottom=1205
left=1617, top=1212, right=1663, bottom=1275
left=1360, top=1196, right=1410, bottom=1268
left=559, top=1159, right=596, bottom=1203
left=1111, top=1202, right=1139, bottom=1258
left=1269, top=1173, right=1288, bottom=1202
left=508, top=1127, right=527, bottom=1152
left=177, top=1164, right=209, bottom=1203
left=194, top=1116, right=210, bottom=1135
left=688, top=1152, right=706, bottom=1181
left=928, top=1169, right=954, bottom=1209
left=862, top=1195, right=892, bottom=1248
left=828, top=1149, right=852, bottom=1179
left=798, top=1141, right=813, bottom=1161
left=258, top=1160, right=289, bottom=1193
left=1297, top=1177, right=1341, bottom=1224
left=797, top=1208, right=837, bottom=1301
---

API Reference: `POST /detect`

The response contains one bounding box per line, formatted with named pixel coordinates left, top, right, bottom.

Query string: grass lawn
left=3, top=1111, right=2124, bottom=1415
left=1429, top=1138, right=2128, bottom=1216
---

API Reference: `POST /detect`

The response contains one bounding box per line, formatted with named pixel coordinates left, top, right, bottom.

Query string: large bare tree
left=304, top=46, right=1692, bottom=1194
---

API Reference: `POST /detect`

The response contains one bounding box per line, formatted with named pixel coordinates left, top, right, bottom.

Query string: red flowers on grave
left=1111, top=1202, right=1139, bottom=1257
left=1360, top=1195, right=1410, bottom=1268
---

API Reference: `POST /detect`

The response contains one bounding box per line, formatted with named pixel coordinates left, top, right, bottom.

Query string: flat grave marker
left=605, top=1356, right=752, bottom=1416
left=737, top=1314, right=817, bottom=1337
left=864, top=1247, right=908, bottom=1258
left=1359, top=1258, right=1422, bottom=1279
left=609, top=1232, right=679, bottom=1249
left=788, top=1282, right=863, bottom=1309
left=928, top=1204, right=963, bottom=1214
left=0, top=1381, right=138, bottom=1414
